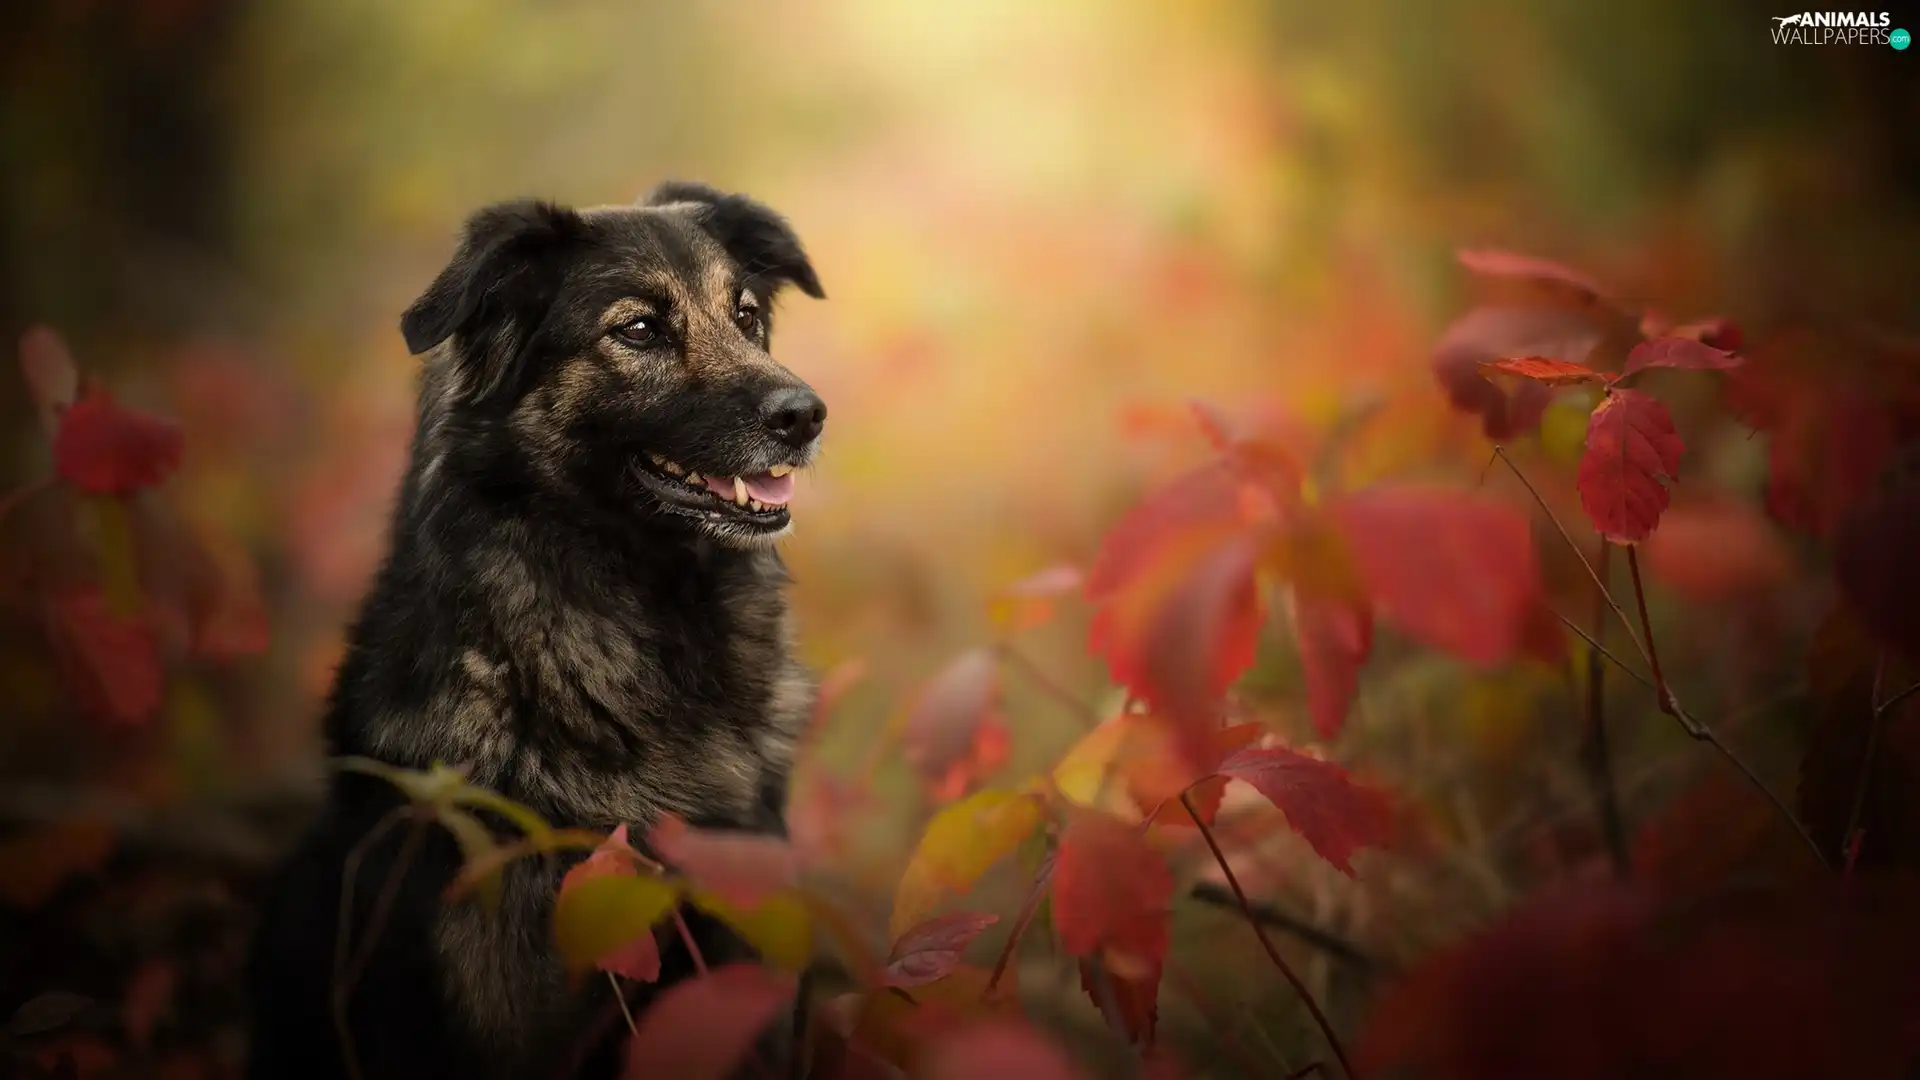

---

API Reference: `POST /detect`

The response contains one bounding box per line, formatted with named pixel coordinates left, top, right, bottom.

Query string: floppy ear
left=643, top=181, right=825, bottom=300
left=400, top=199, right=586, bottom=403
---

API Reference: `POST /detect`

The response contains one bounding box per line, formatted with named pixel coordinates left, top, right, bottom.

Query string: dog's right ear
left=401, top=200, right=585, bottom=402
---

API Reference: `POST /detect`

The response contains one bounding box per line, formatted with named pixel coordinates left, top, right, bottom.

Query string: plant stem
left=1839, top=655, right=1920, bottom=875
left=1553, top=610, right=1655, bottom=690
left=985, top=847, right=1056, bottom=994
left=1186, top=883, right=1380, bottom=975
left=607, top=972, right=639, bottom=1035
left=331, top=805, right=409, bottom=1080
left=1182, top=793, right=1355, bottom=1079
left=1585, top=542, right=1631, bottom=878
left=997, top=643, right=1101, bottom=724
left=1624, top=548, right=1671, bottom=715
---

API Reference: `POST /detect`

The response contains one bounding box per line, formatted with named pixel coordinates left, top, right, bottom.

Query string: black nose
left=761, top=387, right=827, bottom=448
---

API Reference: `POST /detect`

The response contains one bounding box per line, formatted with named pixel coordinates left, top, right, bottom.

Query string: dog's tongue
left=701, top=471, right=795, bottom=506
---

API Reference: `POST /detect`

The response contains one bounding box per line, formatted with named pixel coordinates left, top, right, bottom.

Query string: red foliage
left=1286, top=593, right=1373, bottom=739
left=52, top=386, right=186, bottom=496
left=1052, top=810, right=1174, bottom=1040
left=885, top=912, right=1000, bottom=989
left=1433, top=306, right=1595, bottom=439
left=1477, top=355, right=1612, bottom=386
left=647, top=814, right=799, bottom=908
left=1621, top=335, right=1742, bottom=377
left=918, top=1021, right=1093, bottom=1080
left=1215, top=746, right=1394, bottom=875
left=1455, top=248, right=1610, bottom=303
left=619, top=963, right=795, bottom=1080
left=42, top=586, right=163, bottom=726
left=1577, top=387, right=1683, bottom=543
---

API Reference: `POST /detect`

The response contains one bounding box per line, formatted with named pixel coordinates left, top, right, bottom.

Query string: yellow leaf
left=554, top=873, right=681, bottom=974
left=1539, top=393, right=1597, bottom=467
left=454, top=786, right=553, bottom=844
left=1049, top=718, right=1142, bottom=820
left=890, top=789, right=1044, bottom=939
left=689, top=888, right=813, bottom=971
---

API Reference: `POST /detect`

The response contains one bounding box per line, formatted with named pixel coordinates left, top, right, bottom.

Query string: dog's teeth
left=768, top=464, right=793, bottom=478
left=731, top=476, right=749, bottom=506
left=648, top=452, right=666, bottom=466
left=663, top=460, right=684, bottom=476
left=748, top=498, right=765, bottom=512
left=686, top=471, right=702, bottom=485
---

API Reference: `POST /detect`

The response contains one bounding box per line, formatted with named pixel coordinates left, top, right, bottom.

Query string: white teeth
left=686, top=471, right=702, bottom=485
left=748, top=498, right=766, bottom=512
left=663, top=461, right=684, bottom=476
left=732, top=476, right=749, bottom=506
left=768, top=464, right=793, bottom=478
left=648, top=452, right=666, bottom=466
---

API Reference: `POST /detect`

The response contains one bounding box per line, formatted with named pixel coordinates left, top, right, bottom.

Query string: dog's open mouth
left=634, top=452, right=797, bottom=529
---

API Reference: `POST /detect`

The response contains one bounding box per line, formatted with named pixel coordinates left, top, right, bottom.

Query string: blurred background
left=3, top=0, right=1918, bottom=1076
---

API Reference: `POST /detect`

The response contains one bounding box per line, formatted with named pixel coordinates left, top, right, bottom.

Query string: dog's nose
left=761, top=387, right=827, bottom=448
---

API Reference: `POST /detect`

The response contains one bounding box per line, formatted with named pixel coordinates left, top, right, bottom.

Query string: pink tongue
left=700, top=471, right=795, bottom=506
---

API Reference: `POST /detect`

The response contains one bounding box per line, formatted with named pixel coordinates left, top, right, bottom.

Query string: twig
left=1495, top=445, right=1829, bottom=870
left=330, top=805, right=409, bottom=1080
left=996, top=643, right=1102, bottom=724
left=1585, top=542, right=1631, bottom=878
left=985, top=847, right=1056, bottom=995
left=1552, top=611, right=1654, bottom=691
left=1840, top=657, right=1920, bottom=874
left=671, top=910, right=710, bottom=977
left=1186, top=883, right=1381, bottom=976
left=1182, top=793, right=1355, bottom=1079
left=607, top=972, right=639, bottom=1035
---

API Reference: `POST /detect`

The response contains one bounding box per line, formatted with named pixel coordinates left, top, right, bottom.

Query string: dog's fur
left=244, top=182, right=828, bottom=1080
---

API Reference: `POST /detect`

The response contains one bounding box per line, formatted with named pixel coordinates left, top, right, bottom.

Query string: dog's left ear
left=643, top=181, right=825, bottom=301
left=402, top=199, right=587, bottom=404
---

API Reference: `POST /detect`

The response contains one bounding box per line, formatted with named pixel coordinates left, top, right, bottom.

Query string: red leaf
left=904, top=649, right=1003, bottom=795
left=43, top=586, right=163, bottom=725
left=1456, top=249, right=1609, bottom=302
left=1433, top=306, right=1600, bottom=440
left=127, top=497, right=269, bottom=663
left=1577, top=388, right=1683, bottom=543
left=920, top=1021, right=1093, bottom=1080
left=885, top=912, right=1000, bottom=989
left=1477, top=356, right=1610, bottom=386
left=1079, top=954, right=1162, bottom=1045
left=1051, top=811, right=1174, bottom=962
left=988, top=565, right=1084, bottom=633
left=1215, top=746, right=1393, bottom=875
left=1288, top=592, right=1373, bottom=738
left=619, top=963, right=795, bottom=1080
left=648, top=815, right=799, bottom=908
left=1621, top=336, right=1743, bottom=377
left=52, top=386, right=185, bottom=496
left=1355, top=879, right=1920, bottom=1080
left=18, top=325, right=79, bottom=437
left=1323, top=486, right=1542, bottom=666
left=1667, top=316, right=1743, bottom=352
left=560, top=825, right=643, bottom=895
left=1639, top=498, right=1793, bottom=602
left=927, top=717, right=1011, bottom=803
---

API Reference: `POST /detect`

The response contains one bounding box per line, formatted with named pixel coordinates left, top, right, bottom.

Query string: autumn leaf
left=1456, top=248, right=1609, bottom=303
left=1287, top=591, right=1372, bottom=739
left=1477, top=356, right=1610, bottom=386
left=648, top=814, right=799, bottom=909
left=619, top=963, right=795, bottom=1080
left=687, top=889, right=814, bottom=972
left=1434, top=307, right=1599, bottom=440
left=1323, top=485, right=1543, bottom=666
left=1051, top=810, right=1173, bottom=972
left=42, top=585, right=164, bottom=725
left=1051, top=714, right=1261, bottom=827
left=854, top=967, right=1026, bottom=1073
left=52, top=386, right=185, bottom=496
left=902, top=649, right=1004, bottom=798
left=920, top=1020, right=1094, bottom=1080
left=553, top=872, right=679, bottom=976
left=1215, top=746, right=1393, bottom=875
left=892, top=789, right=1045, bottom=938
left=1620, top=336, right=1743, bottom=377
left=1577, top=388, right=1683, bottom=543
left=18, top=325, right=79, bottom=437
left=988, top=564, right=1084, bottom=634
left=884, top=912, right=1000, bottom=989
left=926, top=717, right=1011, bottom=803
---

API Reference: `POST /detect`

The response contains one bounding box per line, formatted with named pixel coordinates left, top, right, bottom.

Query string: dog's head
left=400, top=182, right=827, bottom=548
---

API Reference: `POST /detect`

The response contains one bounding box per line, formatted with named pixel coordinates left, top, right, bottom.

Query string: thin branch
left=607, top=972, right=639, bottom=1035
left=1625, top=548, right=1675, bottom=719
left=997, top=643, right=1101, bottom=724
left=1491, top=446, right=1654, bottom=669
left=1840, top=660, right=1920, bottom=873
left=1496, top=446, right=1829, bottom=870
left=1186, top=883, right=1381, bottom=976
left=1182, top=793, right=1355, bottom=1079
left=1553, top=611, right=1655, bottom=690
left=1584, top=542, right=1631, bottom=878
left=671, top=910, right=710, bottom=977
left=985, top=847, right=1056, bottom=995
left=330, top=805, right=409, bottom=1080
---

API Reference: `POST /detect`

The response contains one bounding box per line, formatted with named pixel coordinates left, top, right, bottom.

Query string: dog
left=244, top=181, right=828, bottom=1080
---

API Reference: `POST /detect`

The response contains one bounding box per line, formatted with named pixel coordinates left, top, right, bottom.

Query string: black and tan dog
left=245, top=182, right=828, bottom=1080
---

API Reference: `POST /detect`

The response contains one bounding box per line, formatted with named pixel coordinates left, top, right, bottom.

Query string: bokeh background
left=4, top=0, right=1918, bottom=1076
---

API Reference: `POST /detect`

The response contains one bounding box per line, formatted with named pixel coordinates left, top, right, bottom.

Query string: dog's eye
left=613, top=317, right=661, bottom=347
left=735, top=307, right=761, bottom=336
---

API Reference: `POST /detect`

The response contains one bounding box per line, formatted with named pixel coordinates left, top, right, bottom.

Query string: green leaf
left=438, top=807, right=504, bottom=912
left=555, top=874, right=682, bottom=974
left=689, top=888, right=813, bottom=972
